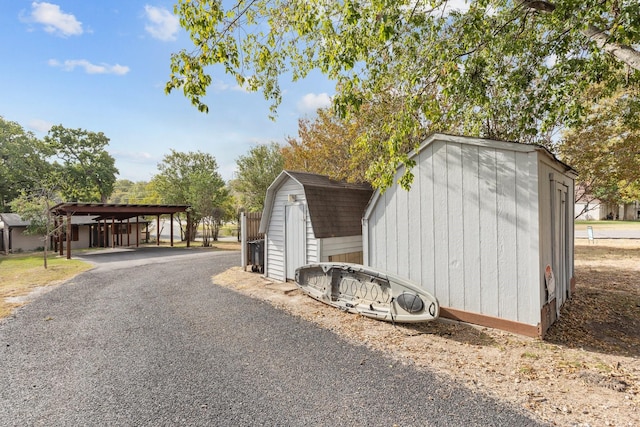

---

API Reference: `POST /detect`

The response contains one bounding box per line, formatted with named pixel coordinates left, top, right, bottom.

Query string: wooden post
left=135, top=216, right=139, bottom=247
left=170, top=213, right=174, bottom=247
left=66, top=213, right=71, bottom=259
left=241, top=212, right=247, bottom=270
left=127, top=218, right=130, bottom=246
left=186, top=211, right=191, bottom=248
left=56, top=220, right=63, bottom=256
left=103, top=219, right=107, bottom=248
left=156, top=215, right=160, bottom=246
left=111, top=218, right=115, bottom=248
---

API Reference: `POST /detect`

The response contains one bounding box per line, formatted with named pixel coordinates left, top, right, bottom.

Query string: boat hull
left=295, top=263, right=439, bottom=323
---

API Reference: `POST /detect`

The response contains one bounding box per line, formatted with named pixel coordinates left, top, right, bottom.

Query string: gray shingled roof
left=1, top=213, right=102, bottom=227
left=260, top=171, right=373, bottom=238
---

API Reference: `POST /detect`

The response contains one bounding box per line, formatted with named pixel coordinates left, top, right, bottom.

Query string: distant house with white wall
left=1, top=213, right=148, bottom=254
left=574, top=186, right=640, bottom=220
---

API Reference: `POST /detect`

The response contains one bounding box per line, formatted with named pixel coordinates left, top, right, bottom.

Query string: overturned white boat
left=295, top=263, right=439, bottom=323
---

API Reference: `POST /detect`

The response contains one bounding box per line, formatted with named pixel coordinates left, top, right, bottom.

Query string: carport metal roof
left=50, top=202, right=191, bottom=259
left=50, top=202, right=190, bottom=221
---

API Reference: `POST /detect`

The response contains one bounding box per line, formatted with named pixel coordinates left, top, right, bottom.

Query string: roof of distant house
left=0, top=213, right=100, bottom=227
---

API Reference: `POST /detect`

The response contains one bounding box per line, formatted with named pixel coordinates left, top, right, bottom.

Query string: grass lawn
left=0, top=241, right=241, bottom=320
left=574, top=220, right=640, bottom=230
left=0, top=253, right=93, bottom=319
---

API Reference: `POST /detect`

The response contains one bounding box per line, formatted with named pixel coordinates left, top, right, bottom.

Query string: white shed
left=362, top=134, right=577, bottom=337
left=259, top=171, right=373, bottom=282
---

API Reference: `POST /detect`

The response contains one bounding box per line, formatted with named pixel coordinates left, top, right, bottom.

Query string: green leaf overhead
left=169, top=0, right=640, bottom=189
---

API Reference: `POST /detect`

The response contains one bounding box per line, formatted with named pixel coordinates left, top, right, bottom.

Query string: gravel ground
left=0, top=249, right=542, bottom=426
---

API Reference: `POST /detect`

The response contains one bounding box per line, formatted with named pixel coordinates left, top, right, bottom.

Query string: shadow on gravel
left=75, top=246, right=218, bottom=264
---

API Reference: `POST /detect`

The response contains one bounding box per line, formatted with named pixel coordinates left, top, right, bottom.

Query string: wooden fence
left=240, top=212, right=264, bottom=270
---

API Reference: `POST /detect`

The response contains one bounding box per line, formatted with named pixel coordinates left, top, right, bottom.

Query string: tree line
left=0, top=118, right=235, bottom=251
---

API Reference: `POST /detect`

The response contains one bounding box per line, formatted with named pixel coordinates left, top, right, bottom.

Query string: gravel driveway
left=0, top=248, right=542, bottom=426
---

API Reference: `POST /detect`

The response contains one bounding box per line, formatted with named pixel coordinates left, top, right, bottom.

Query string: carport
left=50, top=203, right=191, bottom=259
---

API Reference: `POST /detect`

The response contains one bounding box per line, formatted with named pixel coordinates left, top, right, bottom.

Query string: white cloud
left=112, top=150, right=155, bottom=163
left=444, top=0, right=470, bottom=13
left=144, top=5, right=179, bottom=41
left=212, top=78, right=248, bottom=93
left=29, top=2, right=83, bottom=37
left=27, top=118, right=53, bottom=133
left=48, top=59, right=130, bottom=75
left=297, top=93, right=332, bottom=114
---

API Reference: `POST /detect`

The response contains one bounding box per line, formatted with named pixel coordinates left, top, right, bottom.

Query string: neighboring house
left=575, top=198, right=639, bottom=221
left=574, top=184, right=640, bottom=220
left=259, top=171, right=373, bottom=282
left=362, top=133, right=577, bottom=338
left=1, top=213, right=148, bottom=254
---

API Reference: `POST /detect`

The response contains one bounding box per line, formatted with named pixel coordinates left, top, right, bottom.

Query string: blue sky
left=0, top=1, right=335, bottom=182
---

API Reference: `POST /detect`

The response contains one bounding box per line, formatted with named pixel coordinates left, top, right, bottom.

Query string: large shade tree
left=0, top=117, right=50, bottom=212
left=152, top=150, right=229, bottom=243
left=282, top=103, right=421, bottom=188
left=167, top=0, right=640, bottom=189
left=232, top=142, right=284, bottom=212
left=558, top=84, right=640, bottom=217
left=109, top=179, right=160, bottom=204
left=44, top=125, right=119, bottom=202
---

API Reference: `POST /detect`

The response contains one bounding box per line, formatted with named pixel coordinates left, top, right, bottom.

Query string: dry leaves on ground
left=213, top=239, right=639, bottom=427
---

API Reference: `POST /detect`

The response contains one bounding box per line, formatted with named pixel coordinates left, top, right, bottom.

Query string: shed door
left=285, top=204, right=306, bottom=280
left=552, top=182, right=569, bottom=314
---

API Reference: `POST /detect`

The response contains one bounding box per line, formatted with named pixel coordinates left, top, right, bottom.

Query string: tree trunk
left=522, top=0, right=640, bottom=72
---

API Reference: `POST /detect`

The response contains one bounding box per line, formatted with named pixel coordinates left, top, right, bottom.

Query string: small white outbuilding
left=362, top=133, right=577, bottom=337
left=260, top=171, right=373, bottom=282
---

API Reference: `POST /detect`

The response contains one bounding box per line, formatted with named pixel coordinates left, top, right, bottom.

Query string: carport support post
left=111, top=218, right=115, bottom=248
left=170, top=213, right=174, bottom=247
left=186, top=211, right=191, bottom=248
left=66, top=213, right=71, bottom=259
left=102, top=219, right=107, bottom=248
left=135, top=216, right=139, bottom=247
left=156, top=215, right=160, bottom=246
left=127, top=218, right=130, bottom=246
left=58, top=217, right=63, bottom=256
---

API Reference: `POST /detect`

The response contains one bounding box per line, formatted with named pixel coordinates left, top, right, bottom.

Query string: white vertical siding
left=407, top=158, right=423, bottom=284
left=365, top=137, right=550, bottom=326
left=447, top=142, right=464, bottom=309
left=320, top=235, right=363, bottom=261
left=496, top=150, right=518, bottom=320
left=264, top=177, right=325, bottom=281
left=517, top=152, right=540, bottom=323
left=396, top=176, right=410, bottom=277
left=432, top=141, right=449, bottom=306
left=478, top=147, right=499, bottom=317
left=265, top=179, right=307, bottom=281
left=462, top=145, right=481, bottom=314
left=385, top=184, right=398, bottom=273
left=537, top=155, right=574, bottom=305
left=305, top=204, right=318, bottom=263
left=419, top=145, right=436, bottom=295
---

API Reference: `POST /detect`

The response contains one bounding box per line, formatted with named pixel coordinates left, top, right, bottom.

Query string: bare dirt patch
left=213, top=239, right=639, bottom=427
